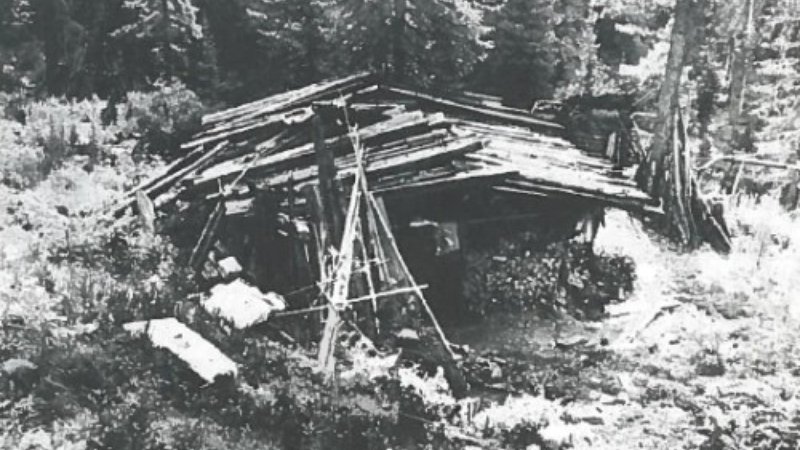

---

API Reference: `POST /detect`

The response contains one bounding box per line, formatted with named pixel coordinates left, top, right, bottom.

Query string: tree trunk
left=35, top=0, right=70, bottom=95
left=727, top=0, right=765, bottom=151
left=160, top=0, right=172, bottom=79
left=636, top=0, right=712, bottom=249
left=312, top=113, right=343, bottom=247
left=640, top=0, right=702, bottom=195
left=728, top=0, right=765, bottom=126
left=392, top=0, right=407, bottom=81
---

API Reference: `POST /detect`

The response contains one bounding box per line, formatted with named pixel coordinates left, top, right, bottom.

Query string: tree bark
left=160, top=0, right=172, bottom=78
left=728, top=0, right=765, bottom=126
left=34, top=0, right=70, bottom=95
left=640, top=0, right=702, bottom=195
left=727, top=0, right=766, bottom=152
left=312, top=113, right=343, bottom=246
left=392, top=0, right=407, bottom=81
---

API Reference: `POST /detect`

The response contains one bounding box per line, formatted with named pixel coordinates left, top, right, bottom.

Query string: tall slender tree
left=29, top=0, right=79, bottom=95
left=637, top=0, right=708, bottom=247
left=728, top=0, right=766, bottom=127
left=334, top=0, right=484, bottom=90
left=0, top=0, right=41, bottom=92
left=243, top=0, right=334, bottom=90
left=111, top=0, right=203, bottom=81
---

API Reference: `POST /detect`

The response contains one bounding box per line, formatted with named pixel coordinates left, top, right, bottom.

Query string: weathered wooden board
left=123, top=318, right=237, bottom=382
left=201, top=72, right=373, bottom=126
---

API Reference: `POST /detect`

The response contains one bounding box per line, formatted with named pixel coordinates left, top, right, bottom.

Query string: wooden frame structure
left=117, top=73, right=668, bottom=381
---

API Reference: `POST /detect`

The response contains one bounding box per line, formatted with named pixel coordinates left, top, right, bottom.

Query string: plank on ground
left=123, top=317, right=237, bottom=383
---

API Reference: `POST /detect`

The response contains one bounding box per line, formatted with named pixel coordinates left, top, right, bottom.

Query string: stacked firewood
left=463, top=234, right=635, bottom=319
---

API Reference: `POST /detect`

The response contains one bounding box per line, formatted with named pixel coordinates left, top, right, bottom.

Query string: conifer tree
left=111, top=0, right=203, bottom=81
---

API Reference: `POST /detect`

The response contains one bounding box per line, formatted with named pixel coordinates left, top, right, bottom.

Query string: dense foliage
left=464, top=235, right=636, bottom=319
left=0, top=0, right=657, bottom=108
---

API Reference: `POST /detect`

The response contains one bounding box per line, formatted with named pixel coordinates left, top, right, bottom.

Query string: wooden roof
left=147, top=73, right=656, bottom=214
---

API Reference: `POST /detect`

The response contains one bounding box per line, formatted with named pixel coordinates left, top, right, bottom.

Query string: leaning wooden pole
left=312, top=111, right=345, bottom=376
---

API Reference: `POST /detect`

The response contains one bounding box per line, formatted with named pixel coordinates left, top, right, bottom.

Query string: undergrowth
left=0, top=91, right=482, bottom=450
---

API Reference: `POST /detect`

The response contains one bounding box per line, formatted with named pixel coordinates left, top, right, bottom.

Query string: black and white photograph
left=1, top=0, right=799, bottom=448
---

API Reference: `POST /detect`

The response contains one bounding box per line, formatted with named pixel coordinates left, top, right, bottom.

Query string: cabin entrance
left=395, top=220, right=467, bottom=326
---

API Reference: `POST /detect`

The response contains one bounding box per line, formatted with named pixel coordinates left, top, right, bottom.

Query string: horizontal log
left=259, top=137, right=486, bottom=191
left=374, top=166, right=517, bottom=194
left=202, top=72, right=373, bottom=126
left=107, top=141, right=229, bottom=218
left=182, top=106, right=313, bottom=150
left=455, top=120, right=574, bottom=150
left=468, top=148, right=647, bottom=199
left=100, top=144, right=204, bottom=214
left=381, top=86, right=564, bottom=133
left=189, top=112, right=447, bottom=188
left=502, top=178, right=655, bottom=211
left=206, top=139, right=486, bottom=214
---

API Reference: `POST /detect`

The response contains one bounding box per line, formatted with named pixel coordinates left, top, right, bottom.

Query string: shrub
left=0, top=118, right=42, bottom=188
left=119, top=81, right=205, bottom=161
left=464, top=237, right=636, bottom=319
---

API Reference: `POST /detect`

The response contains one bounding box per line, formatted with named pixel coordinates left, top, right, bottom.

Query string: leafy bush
left=464, top=237, right=636, bottom=319
left=0, top=118, right=41, bottom=188
left=119, top=81, right=204, bottom=161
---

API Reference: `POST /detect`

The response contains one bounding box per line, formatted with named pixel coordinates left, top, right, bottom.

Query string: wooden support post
left=313, top=113, right=344, bottom=246
left=189, top=200, right=226, bottom=270
left=312, top=112, right=345, bottom=377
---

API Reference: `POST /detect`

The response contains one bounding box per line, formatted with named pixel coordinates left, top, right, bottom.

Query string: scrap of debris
left=203, top=279, right=286, bottom=329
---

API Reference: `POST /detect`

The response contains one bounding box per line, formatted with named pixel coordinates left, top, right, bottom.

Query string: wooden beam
left=381, top=86, right=564, bottom=133
left=202, top=72, right=374, bottom=126
left=107, top=141, right=229, bottom=218
left=188, top=200, right=226, bottom=269
left=313, top=113, right=344, bottom=245
left=374, top=166, right=515, bottom=194
left=188, top=112, right=447, bottom=189
left=502, top=179, right=655, bottom=212
left=123, top=318, right=237, bottom=383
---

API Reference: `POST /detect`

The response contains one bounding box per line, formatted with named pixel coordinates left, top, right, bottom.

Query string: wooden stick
left=357, top=225, right=381, bottom=335
left=367, top=192, right=455, bottom=358
left=106, top=141, right=229, bottom=218
left=273, top=284, right=429, bottom=317
left=202, top=72, right=372, bottom=126
left=188, top=111, right=437, bottom=189
left=105, top=144, right=204, bottom=211
left=188, top=200, right=226, bottom=269
left=382, top=86, right=564, bottom=132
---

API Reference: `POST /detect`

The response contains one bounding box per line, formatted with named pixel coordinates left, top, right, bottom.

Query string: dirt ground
left=447, top=208, right=800, bottom=449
